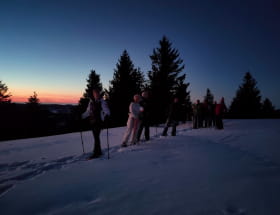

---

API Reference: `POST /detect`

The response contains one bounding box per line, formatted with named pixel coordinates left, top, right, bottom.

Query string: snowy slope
left=0, top=120, right=280, bottom=215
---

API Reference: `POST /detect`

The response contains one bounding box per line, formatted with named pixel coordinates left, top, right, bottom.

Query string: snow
left=1, top=119, right=280, bottom=214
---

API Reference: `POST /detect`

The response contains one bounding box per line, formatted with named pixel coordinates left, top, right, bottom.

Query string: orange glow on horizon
left=12, top=92, right=81, bottom=104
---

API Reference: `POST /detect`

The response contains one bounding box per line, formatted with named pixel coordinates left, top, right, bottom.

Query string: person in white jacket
left=82, top=89, right=110, bottom=159
left=121, top=94, right=144, bottom=147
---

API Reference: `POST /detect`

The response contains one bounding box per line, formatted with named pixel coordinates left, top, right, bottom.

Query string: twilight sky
left=1, top=0, right=279, bottom=108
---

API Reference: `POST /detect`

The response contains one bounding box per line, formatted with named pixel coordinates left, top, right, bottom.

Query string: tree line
left=0, top=36, right=279, bottom=141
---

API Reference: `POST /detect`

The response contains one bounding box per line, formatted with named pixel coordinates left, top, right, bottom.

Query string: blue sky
left=0, top=0, right=279, bottom=107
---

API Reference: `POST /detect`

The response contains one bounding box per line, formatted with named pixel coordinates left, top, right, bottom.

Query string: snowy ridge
left=1, top=120, right=280, bottom=214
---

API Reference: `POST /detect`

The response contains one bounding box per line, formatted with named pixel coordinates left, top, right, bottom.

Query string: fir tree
left=27, top=91, right=40, bottom=105
left=204, top=88, right=214, bottom=104
left=108, top=50, right=145, bottom=126
left=148, top=36, right=189, bottom=123
left=174, top=74, right=191, bottom=121
left=229, top=72, right=262, bottom=118
left=0, top=80, right=12, bottom=103
left=78, top=70, right=103, bottom=113
left=262, top=98, right=275, bottom=116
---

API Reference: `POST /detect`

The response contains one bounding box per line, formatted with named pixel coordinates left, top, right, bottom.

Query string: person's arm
left=82, top=99, right=91, bottom=119
left=130, top=103, right=140, bottom=119
left=101, top=100, right=110, bottom=121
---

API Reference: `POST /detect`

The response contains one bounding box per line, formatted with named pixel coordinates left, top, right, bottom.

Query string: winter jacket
left=139, top=98, right=151, bottom=121
left=82, top=99, right=110, bottom=123
left=215, top=103, right=227, bottom=116
left=128, top=102, right=142, bottom=119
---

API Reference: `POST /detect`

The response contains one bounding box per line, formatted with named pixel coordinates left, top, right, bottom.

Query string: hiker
left=215, top=97, right=227, bottom=129
left=192, top=100, right=202, bottom=129
left=122, top=94, right=144, bottom=147
left=162, top=96, right=181, bottom=136
left=137, top=91, right=151, bottom=142
left=82, top=89, right=110, bottom=159
left=204, top=100, right=214, bottom=128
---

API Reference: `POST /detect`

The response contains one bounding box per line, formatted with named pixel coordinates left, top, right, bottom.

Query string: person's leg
left=132, top=119, right=140, bottom=144
left=220, top=117, right=224, bottom=129
left=171, top=125, right=176, bottom=136
left=122, top=117, right=134, bottom=146
left=144, top=123, right=150, bottom=141
left=215, top=115, right=222, bottom=129
left=137, top=121, right=144, bottom=141
left=162, top=123, right=169, bottom=136
left=92, top=126, right=102, bottom=157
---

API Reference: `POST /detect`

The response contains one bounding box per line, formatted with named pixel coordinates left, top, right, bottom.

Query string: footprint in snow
left=222, top=205, right=247, bottom=215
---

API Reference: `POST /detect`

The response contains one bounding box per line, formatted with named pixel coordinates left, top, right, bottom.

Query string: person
left=122, top=94, right=144, bottom=147
left=192, top=100, right=202, bottom=129
left=162, top=97, right=181, bottom=136
left=137, top=91, right=151, bottom=142
left=82, top=89, right=110, bottom=159
left=215, top=97, right=227, bottom=129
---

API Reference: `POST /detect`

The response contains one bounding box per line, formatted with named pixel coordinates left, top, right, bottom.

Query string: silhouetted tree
left=262, top=98, right=275, bottom=117
left=108, top=50, right=145, bottom=126
left=78, top=70, right=103, bottom=113
left=148, top=36, right=188, bottom=123
left=25, top=91, right=42, bottom=136
left=229, top=72, right=262, bottom=118
left=174, top=74, right=191, bottom=121
left=0, top=80, right=13, bottom=140
left=27, top=91, right=40, bottom=104
left=0, top=80, right=12, bottom=103
left=204, top=88, right=214, bottom=104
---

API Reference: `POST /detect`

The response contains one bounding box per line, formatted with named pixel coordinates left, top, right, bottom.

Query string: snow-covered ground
left=0, top=119, right=280, bottom=215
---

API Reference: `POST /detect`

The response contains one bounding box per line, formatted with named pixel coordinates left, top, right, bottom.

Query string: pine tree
left=204, top=88, right=214, bottom=104
left=148, top=36, right=189, bottom=123
left=262, top=98, right=275, bottom=116
left=0, top=80, right=12, bottom=103
left=174, top=74, right=191, bottom=121
left=229, top=72, right=262, bottom=118
left=27, top=91, right=40, bottom=104
left=78, top=70, right=103, bottom=113
left=108, top=50, right=145, bottom=126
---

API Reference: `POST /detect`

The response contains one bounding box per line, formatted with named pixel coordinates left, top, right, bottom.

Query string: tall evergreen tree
left=174, top=74, right=191, bottom=121
left=78, top=70, right=103, bottom=112
left=148, top=36, right=189, bottom=123
left=262, top=98, right=275, bottom=115
left=204, top=88, right=214, bottom=104
left=108, top=50, right=145, bottom=126
left=229, top=72, right=262, bottom=117
left=0, top=80, right=12, bottom=103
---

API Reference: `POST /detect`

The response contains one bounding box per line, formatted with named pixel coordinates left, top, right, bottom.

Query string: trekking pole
left=155, top=124, right=158, bottom=137
left=106, top=119, right=110, bottom=160
left=80, top=118, right=85, bottom=154
left=80, top=131, right=85, bottom=154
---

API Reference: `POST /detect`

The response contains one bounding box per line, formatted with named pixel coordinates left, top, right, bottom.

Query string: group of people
left=83, top=88, right=226, bottom=159
left=192, top=97, right=227, bottom=130
left=121, top=92, right=181, bottom=147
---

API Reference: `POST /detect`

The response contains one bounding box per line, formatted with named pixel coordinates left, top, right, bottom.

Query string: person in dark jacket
left=215, top=97, right=227, bottom=129
left=82, top=89, right=110, bottom=159
left=162, top=97, right=181, bottom=136
left=137, top=91, right=151, bottom=142
left=192, top=100, right=202, bottom=129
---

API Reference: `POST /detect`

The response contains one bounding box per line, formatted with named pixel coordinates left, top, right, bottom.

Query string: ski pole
left=80, top=118, right=85, bottom=154
left=80, top=131, right=85, bottom=154
left=106, top=120, right=110, bottom=160
left=155, top=124, right=158, bottom=137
